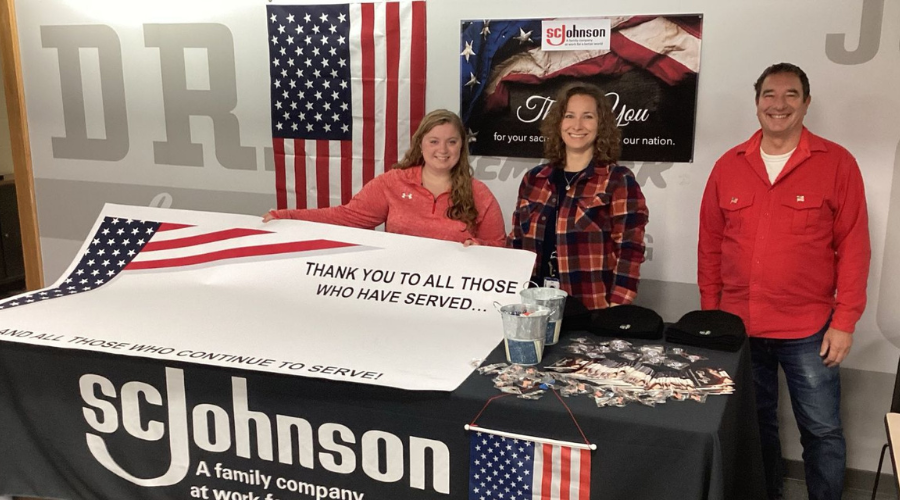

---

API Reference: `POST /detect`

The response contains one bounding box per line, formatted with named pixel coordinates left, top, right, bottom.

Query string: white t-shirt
left=760, top=147, right=795, bottom=184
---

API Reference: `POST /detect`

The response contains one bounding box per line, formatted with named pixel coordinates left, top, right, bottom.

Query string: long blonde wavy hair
left=394, top=109, right=478, bottom=232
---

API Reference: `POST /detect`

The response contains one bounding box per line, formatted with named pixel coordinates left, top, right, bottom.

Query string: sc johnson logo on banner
left=541, top=18, right=611, bottom=51
left=79, top=367, right=450, bottom=494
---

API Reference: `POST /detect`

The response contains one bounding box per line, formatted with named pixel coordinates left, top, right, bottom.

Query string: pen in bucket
left=520, top=285, right=568, bottom=346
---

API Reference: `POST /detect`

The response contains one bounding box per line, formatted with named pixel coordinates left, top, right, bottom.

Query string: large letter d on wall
left=41, top=25, right=129, bottom=161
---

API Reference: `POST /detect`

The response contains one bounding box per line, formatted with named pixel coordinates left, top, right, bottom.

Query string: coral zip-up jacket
left=270, top=166, right=507, bottom=246
left=698, top=128, right=870, bottom=339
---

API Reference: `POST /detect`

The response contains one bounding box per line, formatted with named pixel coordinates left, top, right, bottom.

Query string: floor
left=785, top=477, right=897, bottom=499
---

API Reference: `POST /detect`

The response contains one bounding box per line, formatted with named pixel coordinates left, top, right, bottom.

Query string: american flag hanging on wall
left=266, top=2, right=427, bottom=210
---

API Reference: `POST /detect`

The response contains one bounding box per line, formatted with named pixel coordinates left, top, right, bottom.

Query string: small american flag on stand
left=266, top=1, right=426, bottom=210
left=468, top=429, right=592, bottom=500
left=0, top=216, right=357, bottom=311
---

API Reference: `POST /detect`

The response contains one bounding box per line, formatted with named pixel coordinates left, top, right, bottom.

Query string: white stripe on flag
left=551, top=445, right=562, bottom=500
left=328, top=144, right=343, bottom=206
left=570, top=448, right=582, bottom=500
left=372, top=2, right=387, bottom=174
left=349, top=3, right=365, bottom=197
left=305, top=139, right=318, bottom=208
left=396, top=0, right=413, bottom=159
left=144, top=225, right=223, bottom=242
left=533, top=444, right=544, bottom=500
left=284, top=139, right=297, bottom=207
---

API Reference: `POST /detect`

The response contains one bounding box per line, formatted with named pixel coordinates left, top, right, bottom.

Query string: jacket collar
left=738, top=127, right=827, bottom=156
left=535, top=159, right=610, bottom=179
left=738, top=127, right=827, bottom=186
left=396, top=165, right=424, bottom=185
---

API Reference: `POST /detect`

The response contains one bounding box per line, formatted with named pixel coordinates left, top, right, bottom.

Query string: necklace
left=563, top=170, right=582, bottom=191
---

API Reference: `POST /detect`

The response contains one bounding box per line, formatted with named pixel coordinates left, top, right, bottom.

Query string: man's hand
left=820, top=327, right=852, bottom=367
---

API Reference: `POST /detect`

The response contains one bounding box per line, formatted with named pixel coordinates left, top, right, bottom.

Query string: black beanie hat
left=666, top=310, right=746, bottom=351
left=589, top=305, right=664, bottom=340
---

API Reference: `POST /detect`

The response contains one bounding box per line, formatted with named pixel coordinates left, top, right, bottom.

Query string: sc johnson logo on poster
left=541, top=18, right=611, bottom=50
left=79, top=367, right=450, bottom=493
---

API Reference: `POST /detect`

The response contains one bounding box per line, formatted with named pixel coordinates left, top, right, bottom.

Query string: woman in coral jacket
left=264, top=109, right=505, bottom=246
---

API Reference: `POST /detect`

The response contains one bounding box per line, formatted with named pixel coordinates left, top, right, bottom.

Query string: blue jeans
left=749, top=325, right=845, bottom=500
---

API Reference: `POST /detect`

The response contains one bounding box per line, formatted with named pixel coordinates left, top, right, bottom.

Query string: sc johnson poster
left=460, top=15, right=702, bottom=162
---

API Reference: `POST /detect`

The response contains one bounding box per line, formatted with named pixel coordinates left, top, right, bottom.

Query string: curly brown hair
left=393, top=109, right=478, bottom=232
left=540, top=83, right=621, bottom=167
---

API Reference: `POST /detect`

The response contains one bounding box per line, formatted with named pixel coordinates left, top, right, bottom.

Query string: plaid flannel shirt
left=507, top=161, right=649, bottom=309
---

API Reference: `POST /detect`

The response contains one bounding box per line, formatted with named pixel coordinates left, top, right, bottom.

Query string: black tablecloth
left=0, top=332, right=765, bottom=500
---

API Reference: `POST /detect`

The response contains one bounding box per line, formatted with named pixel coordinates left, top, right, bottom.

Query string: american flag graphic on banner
left=468, top=432, right=591, bottom=500
left=0, top=217, right=357, bottom=311
left=460, top=16, right=701, bottom=121
left=266, top=2, right=426, bottom=210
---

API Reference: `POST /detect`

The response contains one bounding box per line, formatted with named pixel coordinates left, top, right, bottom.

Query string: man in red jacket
left=698, top=63, right=870, bottom=500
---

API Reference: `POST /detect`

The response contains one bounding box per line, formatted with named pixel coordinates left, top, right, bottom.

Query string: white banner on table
left=0, top=204, right=535, bottom=391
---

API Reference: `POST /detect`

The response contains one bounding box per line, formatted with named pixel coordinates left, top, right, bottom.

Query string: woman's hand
left=463, top=238, right=480, bottom=247
left=262, top=210, right=277, bottom=223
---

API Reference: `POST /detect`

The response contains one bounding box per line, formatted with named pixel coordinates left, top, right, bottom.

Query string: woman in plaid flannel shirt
left=507, top=83, right=649, bottom=311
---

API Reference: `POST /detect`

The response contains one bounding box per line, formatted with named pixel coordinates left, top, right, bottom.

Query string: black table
left=0, top=332, right=765, bottom=500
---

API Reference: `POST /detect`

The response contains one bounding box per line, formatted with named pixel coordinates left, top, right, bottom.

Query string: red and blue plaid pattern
left=508, top=162, right=648, bottom=309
